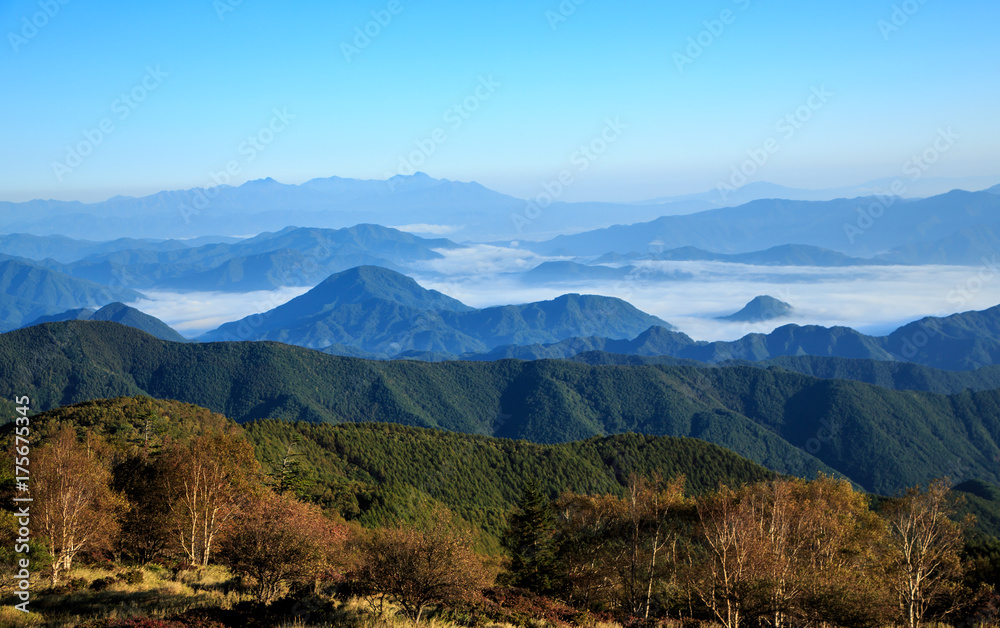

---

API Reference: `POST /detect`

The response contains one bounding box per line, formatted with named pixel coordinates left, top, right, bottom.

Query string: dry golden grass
left=0, top=605, right=44, bottom=628
left=0, top=564, right=249, bottom=627
left=3, top=572, right=635, bottom=628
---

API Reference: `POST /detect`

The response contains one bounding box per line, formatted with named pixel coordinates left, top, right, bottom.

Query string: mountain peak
left=243, top=176, right=279, bottom=186
left=718, top=295, right=794, bottom=323
left=89, top=302, right=188, bottom=342
left=280, top=265, right=472, bottom=317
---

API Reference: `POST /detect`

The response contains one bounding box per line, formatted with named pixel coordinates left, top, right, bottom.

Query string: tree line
left=504, top=475, right=978, bottom=628
left=1, top=409, right=995, bottom=628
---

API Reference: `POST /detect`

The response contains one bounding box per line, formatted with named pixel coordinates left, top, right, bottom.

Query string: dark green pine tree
left=269, top=436, right=314, bottom=500
left=502, top=479, right=560, bottom=595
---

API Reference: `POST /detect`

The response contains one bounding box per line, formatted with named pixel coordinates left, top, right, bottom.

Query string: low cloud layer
left=133, top=248, right=1000, bottom=344
left=135, top=287, right=310, bottom=338
left=389, top=223, right=464, bottom=236
left=413, top=252, right=1000, bottom=341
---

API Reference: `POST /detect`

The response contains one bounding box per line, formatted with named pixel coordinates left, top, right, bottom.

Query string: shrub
left=90, top=576, right=117, bottom=591
left=117, top=569, right=146, bottom=585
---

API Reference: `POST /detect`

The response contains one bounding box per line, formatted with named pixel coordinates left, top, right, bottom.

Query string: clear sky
left=2, top=0, right=998, bottom=203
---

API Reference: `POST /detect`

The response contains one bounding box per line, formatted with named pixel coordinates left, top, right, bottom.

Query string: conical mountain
left=200, top=266, right=675, bottom=356
left=198, top=265, right=474, bottom=349
left=719, top=295, right=794, bottom=322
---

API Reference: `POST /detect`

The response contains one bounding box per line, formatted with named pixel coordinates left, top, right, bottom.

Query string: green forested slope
left=245, top=420, right=775, bottom=538
left=573, top=353, right=1000, bottom=395
left=12, top=396, right=775, bottom=542
left=5, top=321, right=1000, bottom=494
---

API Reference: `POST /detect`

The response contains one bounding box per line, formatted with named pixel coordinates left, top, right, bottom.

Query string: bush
left=438, top=586, right=585, bottom=627
left=117, top=569, right=146, bottom=585
left=89, top=576, right=117, bottom=591
left=219, top=492, right=346, bottom=605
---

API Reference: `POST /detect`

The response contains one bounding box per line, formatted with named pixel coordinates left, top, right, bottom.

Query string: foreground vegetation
left=3, top=396, right=1000, bottom=627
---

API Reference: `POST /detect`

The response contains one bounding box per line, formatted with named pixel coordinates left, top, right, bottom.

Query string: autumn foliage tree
left=553, top=475, right=688, bottom=618
left=618, top=475, right=686, bottom=619
left=33, top=428, right=123, bottom=585
left=884, top=479, right=970, bottom=628
left=552, top=491, right=622, bottom=609
left=220, top=491, right=347, bottom=604
left=160, top=429, right=261, bottom=567
left=353, top=505, right=489, bottom=622
left=687, top=484, right=768, bottom=628
left=684, top=478, right=895, bottom=627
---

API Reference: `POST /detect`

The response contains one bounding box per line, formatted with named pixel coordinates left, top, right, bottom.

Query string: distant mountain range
left=150, top=262, right=1000, bottom=370
left=199, top=265, right=672, bottom=355
left=12, top=224, right=461, bottom=292
left=467, top=303, right=1000, bottom=371
left=0, top=233, right=240, bottom=264
left=9, top=320, right=1000, bottom=495
left=469, top=324, right=892, bottom=363
left=634, top=176, right=1000, bottom=207
left=529, top=190, right=1000, bottom=258
left=874, top=222, right=1000, bottom=265
left=0, top=173, right=718, bottom=242
left=595, top=243, right=891, bottom=267
left=7, top=254, right=1000, bottom=372
left=5, top=173, right=998, bottom=246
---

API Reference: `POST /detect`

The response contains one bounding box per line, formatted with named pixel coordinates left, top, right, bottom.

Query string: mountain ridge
left=0, top=259, right=144, bottom=332
left=8, top=320, right=1000, bottom=495
left=200, top=266, right=672, bottom=355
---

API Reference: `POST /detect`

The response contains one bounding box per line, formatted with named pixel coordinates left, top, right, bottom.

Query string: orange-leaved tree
left=34, top=428, right=124, bottom=585
left=160, top=428, right=261, bottom=567
left=220, top=490, right=348, bottom=604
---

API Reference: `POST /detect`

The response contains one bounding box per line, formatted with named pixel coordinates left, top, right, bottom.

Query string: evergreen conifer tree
left=502, top=479, right=560, bottom=594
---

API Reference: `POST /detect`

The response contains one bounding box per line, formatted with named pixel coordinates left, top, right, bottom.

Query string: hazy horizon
left=3, top=171, right=1000, bottom=208
left=4, top=1, right=999, bottom=204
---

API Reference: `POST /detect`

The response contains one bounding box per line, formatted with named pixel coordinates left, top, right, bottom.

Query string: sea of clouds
left=135, top=244, right=999, bottom=343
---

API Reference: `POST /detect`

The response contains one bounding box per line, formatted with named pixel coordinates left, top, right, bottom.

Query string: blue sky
left=2, top=0, right=998, bottom=203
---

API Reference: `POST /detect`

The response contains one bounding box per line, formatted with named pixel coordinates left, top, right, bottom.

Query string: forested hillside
left=5, top=321, right=1000, bottom=494
left=16, top=397, right=775, bottom=543
left=574, top=352, right=1000, bottom=394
